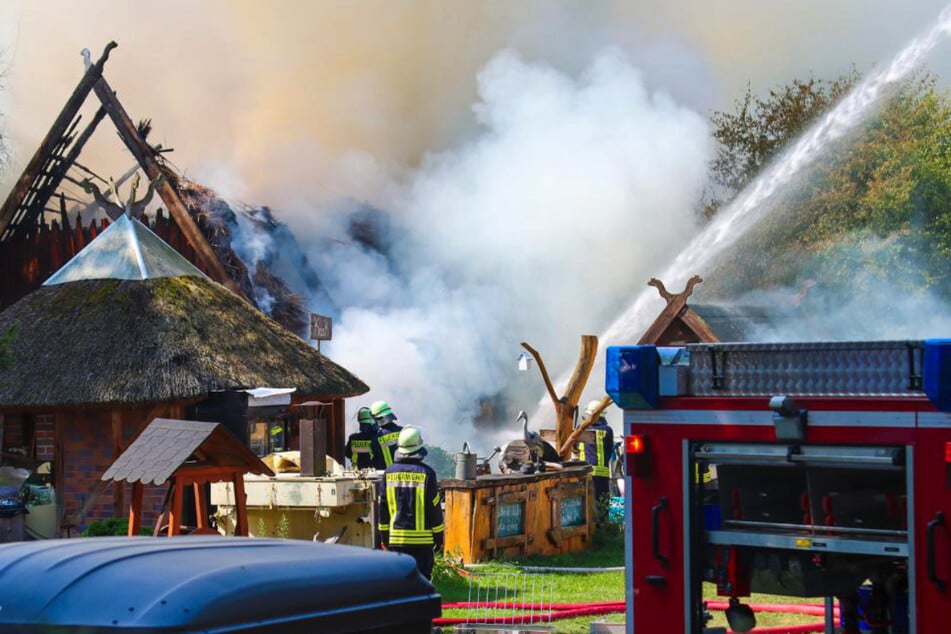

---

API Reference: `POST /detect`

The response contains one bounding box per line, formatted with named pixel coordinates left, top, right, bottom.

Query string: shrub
left=82, top=517, right=151, bottom=537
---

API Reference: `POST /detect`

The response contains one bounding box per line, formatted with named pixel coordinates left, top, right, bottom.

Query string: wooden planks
left=0, top=43, right=116, bottom=239
left=442, top=466, right=594, bottom=563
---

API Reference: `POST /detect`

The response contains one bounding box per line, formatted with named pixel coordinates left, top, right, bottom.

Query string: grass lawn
left=432, top=528, right=828, bottom=633
left=433, top=530, right=626, bottom=634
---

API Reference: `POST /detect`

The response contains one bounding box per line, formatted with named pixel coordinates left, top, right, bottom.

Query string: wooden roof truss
left=0, top=42, right=230, bottom=285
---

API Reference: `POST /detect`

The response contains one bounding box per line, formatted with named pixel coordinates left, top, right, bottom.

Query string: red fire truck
left=606, top=340, right=951, bottom=633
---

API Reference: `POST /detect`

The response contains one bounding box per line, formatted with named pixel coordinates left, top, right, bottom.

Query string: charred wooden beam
left=0, top=42, right=116, bottom=239
left=91, top=76, right=234, bottom=289
left=16, top=106, right=108, bottom=232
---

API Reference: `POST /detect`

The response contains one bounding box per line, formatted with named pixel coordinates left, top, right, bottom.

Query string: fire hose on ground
left=434, top=600, right=835, bottom=632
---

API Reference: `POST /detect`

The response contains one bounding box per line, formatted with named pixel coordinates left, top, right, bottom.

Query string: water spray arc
left=548, top=3, right=951, bottom=404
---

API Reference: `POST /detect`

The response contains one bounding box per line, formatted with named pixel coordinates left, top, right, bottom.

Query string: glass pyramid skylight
left=43, top=213, right=209, bottom=285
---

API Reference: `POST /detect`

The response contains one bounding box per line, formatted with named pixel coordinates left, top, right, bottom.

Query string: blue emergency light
left=605, top=345, right=659, bottom=409
left=924, top=339, right=951, bottom=412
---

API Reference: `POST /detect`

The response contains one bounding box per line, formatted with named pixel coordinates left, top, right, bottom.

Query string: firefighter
left=268, top=421, right=285, bottom=452
left=370, top=400, right=403, bottom=468
left=577, top=400, right=615, bottom=524
left=377, top=426, right=444, bottom=580
left=345, top=407, right=383, bottom=470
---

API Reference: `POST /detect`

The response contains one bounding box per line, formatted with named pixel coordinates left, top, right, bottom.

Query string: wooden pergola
left=101, top=418, right=274, bottom=537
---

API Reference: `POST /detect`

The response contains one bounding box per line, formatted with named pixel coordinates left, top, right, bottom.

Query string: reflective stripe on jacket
left=345, top=428, right=382, bottom=470
left=577, top=418, right=614, bottom=479
left=377, top=422, right=403, bottom=468
left=378, top=458, right=443, bottom=546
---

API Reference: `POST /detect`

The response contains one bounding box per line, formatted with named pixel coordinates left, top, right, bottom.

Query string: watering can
left=454, top=443, right=477, bottom=480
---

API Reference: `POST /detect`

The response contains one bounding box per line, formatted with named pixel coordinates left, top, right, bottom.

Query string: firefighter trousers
left=389, top=545, right=435, bottom=580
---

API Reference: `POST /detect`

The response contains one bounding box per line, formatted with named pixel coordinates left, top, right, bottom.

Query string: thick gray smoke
left=230, top=49, right=711, bottom=447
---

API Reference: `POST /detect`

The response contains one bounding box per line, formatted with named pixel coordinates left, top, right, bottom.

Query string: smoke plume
left=2, top=1, right=950, bottom=447
left=302, top=50, right=711, bottom=446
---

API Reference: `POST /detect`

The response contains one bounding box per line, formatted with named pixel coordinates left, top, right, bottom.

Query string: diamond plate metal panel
left=687, top=341, right=923, bottom=396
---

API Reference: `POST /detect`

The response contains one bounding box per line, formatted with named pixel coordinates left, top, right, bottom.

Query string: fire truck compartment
left=609, top=338, right=951, bottom=634
left=695, top=441, right=910, bottom=599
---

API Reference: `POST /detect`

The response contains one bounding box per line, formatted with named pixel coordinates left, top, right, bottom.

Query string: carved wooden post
left=521, top=335, right=599, bottom=460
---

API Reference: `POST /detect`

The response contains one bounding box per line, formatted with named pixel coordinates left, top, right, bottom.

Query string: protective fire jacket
left=577, top=417, right=614, bottom=478
left=376, top=422, right=403, bottom=468
left=345, top=426, right=383, bottom=470
left=378, top=456, right=444, bottom=547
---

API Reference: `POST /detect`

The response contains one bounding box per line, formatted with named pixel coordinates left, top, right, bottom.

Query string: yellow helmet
left=397, top=426, right=425, bottom=455
left=583, top=399, right=603, bottom=419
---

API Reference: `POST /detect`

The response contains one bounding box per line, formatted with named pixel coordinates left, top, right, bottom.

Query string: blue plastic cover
left=606, top=345, right=659, bottom=409
left=924, top=339, right=951, bottom=412
left=0, top=536, right=440, bottom=633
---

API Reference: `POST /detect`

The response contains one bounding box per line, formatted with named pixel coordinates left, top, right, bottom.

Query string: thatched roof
left=0, top=276, right=368, bottom=409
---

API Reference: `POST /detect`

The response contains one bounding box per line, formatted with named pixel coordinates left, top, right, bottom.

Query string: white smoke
left=743, top=234, right=951, bottom=342
left=304, top=49, right=712, bottom=449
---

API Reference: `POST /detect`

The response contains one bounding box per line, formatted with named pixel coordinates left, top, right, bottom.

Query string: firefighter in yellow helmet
left=577, top=400, right=614, bottom=524
left=377, top=425, right=444, bottom=580
left=370, top=400, right=403, bottom=468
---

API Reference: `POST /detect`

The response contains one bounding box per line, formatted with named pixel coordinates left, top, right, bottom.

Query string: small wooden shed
left=101, top=418, right=274, bottom=536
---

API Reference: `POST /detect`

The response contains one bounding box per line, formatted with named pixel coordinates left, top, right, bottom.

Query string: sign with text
left=310, top=313, right=333, bottom=341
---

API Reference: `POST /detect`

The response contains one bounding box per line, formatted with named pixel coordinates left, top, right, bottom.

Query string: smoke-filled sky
left=1, top=1, right=950, bottom=446
left=2, top=0, right=950, bottom=204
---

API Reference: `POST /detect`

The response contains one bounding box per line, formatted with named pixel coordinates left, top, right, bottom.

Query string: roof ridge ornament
left=79, top=172, right=166, bottom=221
left=648, top=274, right=703, bottom=305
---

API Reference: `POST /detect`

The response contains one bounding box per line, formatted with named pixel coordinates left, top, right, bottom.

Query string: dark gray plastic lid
left=0, top=536, right=440, bottom=633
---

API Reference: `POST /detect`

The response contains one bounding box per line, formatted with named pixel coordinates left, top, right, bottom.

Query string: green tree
left=706, top=72, right=859, bottom=216
left=425, top=445, right=456, bottom=480
left=706, top=73, right=951, bottom=296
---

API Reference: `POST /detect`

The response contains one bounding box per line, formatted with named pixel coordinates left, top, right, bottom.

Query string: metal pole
left=825, top=596, right=835, bottom=634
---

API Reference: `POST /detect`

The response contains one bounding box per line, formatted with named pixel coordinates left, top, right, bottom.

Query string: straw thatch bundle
left=0, top=276, right=368, bottom=408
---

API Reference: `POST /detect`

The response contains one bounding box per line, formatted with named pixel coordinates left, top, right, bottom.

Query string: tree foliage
left=706, top=72, right=859, bottom=216
left=425, top=445, right=456, bottom=480
left=707, top=72, right=951, bottom=296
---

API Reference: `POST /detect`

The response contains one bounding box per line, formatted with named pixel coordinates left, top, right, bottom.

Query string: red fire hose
left=434, top=600, right=832, bottom=632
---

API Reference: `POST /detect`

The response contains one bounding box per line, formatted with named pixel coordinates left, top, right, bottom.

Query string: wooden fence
left=0, top=208, right=210, bottom=310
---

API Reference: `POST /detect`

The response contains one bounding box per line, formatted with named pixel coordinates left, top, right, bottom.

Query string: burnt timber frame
left=0, top=42, right=232, bottom=288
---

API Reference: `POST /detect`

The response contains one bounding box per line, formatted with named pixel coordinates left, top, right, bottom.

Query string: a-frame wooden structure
left=638, top=275, right=720, bottom=345
left=540, top=275, right=721, bottom=457
left=0, top=42, right=234, bottom=308
left=101, top=419, right=275, bottom=537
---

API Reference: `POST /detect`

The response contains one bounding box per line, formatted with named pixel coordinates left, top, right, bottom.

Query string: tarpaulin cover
left=0, top=536, right=440, bottom=633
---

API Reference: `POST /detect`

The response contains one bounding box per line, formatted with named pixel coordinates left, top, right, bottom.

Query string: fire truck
left=606, top=340, right=951, bottom=633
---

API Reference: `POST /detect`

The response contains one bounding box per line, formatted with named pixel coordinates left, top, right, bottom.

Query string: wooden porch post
left=111, top=410, right=124, bottom=516
left=232, top=474, right=248, bottom=537
left=127, top=482, right=143, bottom=536
left=167, top=479, right=183, bottom=537
left=193, top=482, right=208, bottom=529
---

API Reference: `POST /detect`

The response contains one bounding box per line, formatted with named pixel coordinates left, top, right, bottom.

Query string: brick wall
left=35, top=414, right=54, bottom=462
left=58, top=410, right=167, bottom=533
